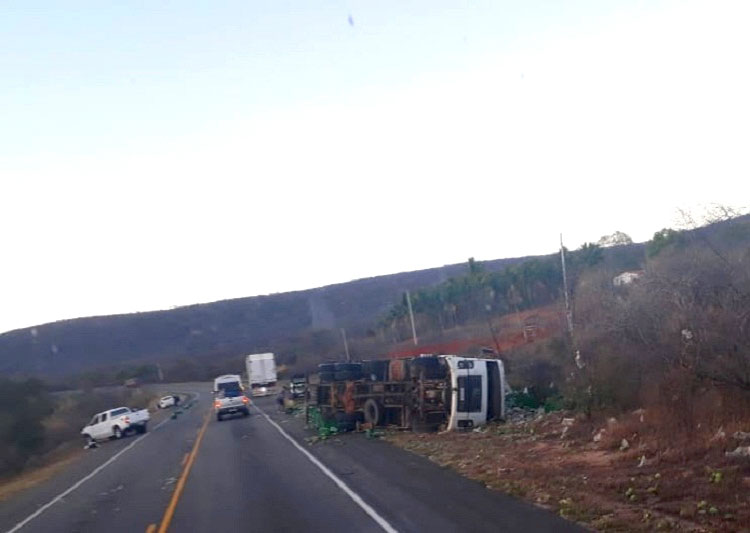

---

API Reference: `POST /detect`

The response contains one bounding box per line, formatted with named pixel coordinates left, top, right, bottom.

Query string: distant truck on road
left=246, top=353, right=277, bottom=397
left=307, top=355, right=505, bottom=432
left=81, top=406, right=150, bottom=446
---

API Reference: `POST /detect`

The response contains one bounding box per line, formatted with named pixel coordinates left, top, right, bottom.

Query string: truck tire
left=363, top=399, right=383, bottom=426
left=137, top=423, right=147, bottom=434
left=242, top=408, right=250, bottom=417
left=362, top=360, right=389, bottom=381
left=318, top=363, right=336, bottom=373
left=334, top=363, right=362, bottom=381
left=217, top=413, right=223, bottom=422
left=334, top=370, right=358, bottom=381
left=113, top=426, right=123, bottom=439
left=334, top=411, right=357, bottom=432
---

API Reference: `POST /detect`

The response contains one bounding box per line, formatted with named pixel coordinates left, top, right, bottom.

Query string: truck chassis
left=307, top=377, right=449, bottom=431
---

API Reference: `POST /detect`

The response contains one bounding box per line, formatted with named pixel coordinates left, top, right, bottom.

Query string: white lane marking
left=254, top=405, right=399, bottom=533
left=5, top=435, right=148, bottom=533
left=5, top=392, right=199, bottom=533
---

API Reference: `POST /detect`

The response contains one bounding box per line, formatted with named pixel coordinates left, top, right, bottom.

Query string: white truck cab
left=444, top=356, right=506, bottom=431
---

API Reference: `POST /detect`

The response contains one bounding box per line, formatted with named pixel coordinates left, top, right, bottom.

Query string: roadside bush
left=0, top=378, right=53, bottom=475
left=505, top=336, right=570, bottom=408
left=0, top=383, right=155, bottom=478
left=570, top=213, right=750, bottom=441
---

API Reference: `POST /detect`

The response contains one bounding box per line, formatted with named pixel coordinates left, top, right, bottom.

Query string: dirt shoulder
left=0, top=448, right=83, bottom=503
left=0, top=388, right=184, bottom=503
left=386, top=411, right=750, bottom=532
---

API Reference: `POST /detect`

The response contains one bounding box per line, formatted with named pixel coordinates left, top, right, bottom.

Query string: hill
left=3, top=211, right=743, bottom=381
left=0, top=256, right=528, bottom=377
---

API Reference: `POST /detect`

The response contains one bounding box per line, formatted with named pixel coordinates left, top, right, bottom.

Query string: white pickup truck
left=81, top=407, right=150, bottom=445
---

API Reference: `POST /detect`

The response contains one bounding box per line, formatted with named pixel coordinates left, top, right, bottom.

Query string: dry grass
left=0, top=448, right=82, bottom=502
left=0, top=386, right=158, bottom=500
left=387, top=410, right=750, bottom=532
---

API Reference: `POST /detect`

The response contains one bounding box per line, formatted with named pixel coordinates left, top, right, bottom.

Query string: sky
left=2, top=0, right=749, bottom=334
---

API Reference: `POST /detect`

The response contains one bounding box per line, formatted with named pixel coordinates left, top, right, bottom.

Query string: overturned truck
left=306, top=355, right=506, bottom=432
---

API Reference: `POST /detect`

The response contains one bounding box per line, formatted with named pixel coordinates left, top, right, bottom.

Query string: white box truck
left=246, top=353, right=277, bottom=397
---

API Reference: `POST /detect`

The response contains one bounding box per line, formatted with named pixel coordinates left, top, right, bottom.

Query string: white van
left=213, top=374, right=243, bottom=394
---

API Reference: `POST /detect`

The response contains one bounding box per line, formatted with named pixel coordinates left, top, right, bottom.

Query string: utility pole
left=405, top=290, right=418, bottom=346
left=340, top=328, right=351, bottom=361
left=560, top=233, right=573, bottom=334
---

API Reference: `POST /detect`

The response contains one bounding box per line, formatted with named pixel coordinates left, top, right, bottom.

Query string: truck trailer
left=245, top=353, right=278, bottom=397
left=306, top=355, right=505, bottom=432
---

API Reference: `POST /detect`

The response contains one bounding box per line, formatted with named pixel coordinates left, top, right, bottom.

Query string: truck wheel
left=363, top=399, right=383, bottom=426
left=334, top=363, right=362, bottom=381
left=138, top=424, right=147, bottom=434
left=216, top=413, right=223, bottom=422
left=113, top=426, right=123, bottom=439
left=242, top=408, right=250, bottom=417
left=362, top=360, right=389, bottom=381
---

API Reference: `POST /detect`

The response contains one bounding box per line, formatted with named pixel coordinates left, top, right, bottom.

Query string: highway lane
left=1, top=384, right=581, bottom=532
left=0, top=388, right=205, bottom=533
left=251, top=397, right=581, bottom=533
left=169, top=394, right=384, bottom=533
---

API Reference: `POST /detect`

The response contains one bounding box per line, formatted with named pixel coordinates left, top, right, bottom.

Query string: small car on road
left=213, top=376, right=250, bottom=421
left=158, top=395, right=177, bottom=409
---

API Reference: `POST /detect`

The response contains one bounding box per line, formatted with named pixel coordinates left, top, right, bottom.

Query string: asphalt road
left=0, top=383, right=581, bottom=533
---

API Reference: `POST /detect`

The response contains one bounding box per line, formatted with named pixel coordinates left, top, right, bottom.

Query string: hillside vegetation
left=0, top=256, right=522, bottom=379
left=388, top=210, right=750, bottom=531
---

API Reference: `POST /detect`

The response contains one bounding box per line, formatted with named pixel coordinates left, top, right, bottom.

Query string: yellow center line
left=180, top=452, right=189, bottom=467
left=145, top=524, right=157, bottom=533
left=156, top=411, right=211, bottom=533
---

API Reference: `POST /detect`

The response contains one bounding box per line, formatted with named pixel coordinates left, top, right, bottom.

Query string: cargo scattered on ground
left=386, top=409, right=750, bottom=531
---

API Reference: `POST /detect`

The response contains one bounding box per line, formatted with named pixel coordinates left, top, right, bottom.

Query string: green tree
left=647, top=228, right=684, bottom=257
left=576, top=243, right=604, bottom=267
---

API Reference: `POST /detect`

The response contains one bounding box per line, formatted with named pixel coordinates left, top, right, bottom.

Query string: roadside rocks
left=505, top=407, right=542, bottom=424
left=726, top=446, right=750, bottom=459
left=724, top=431, right=750, bottom=459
